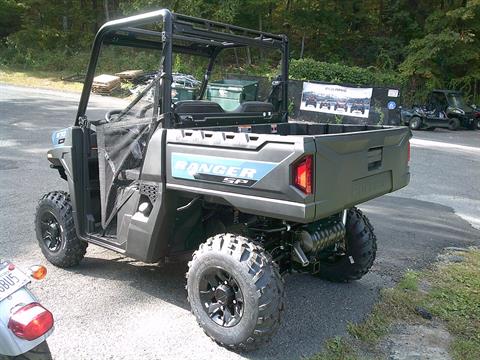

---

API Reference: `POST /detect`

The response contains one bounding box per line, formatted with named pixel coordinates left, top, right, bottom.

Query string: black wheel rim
left=199, top=267, right=244, bottom=328
left=40, top=210, right=62, bottom=252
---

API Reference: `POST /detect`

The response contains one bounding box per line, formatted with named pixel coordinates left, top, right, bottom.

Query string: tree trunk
left=62, top=0, right=68, bottom=31
left=259, top=13, right=264, bottom=61
left=104, top=0, right=110, bottom=21
left=300, top=35, right=305, bottom=58
left=246, top=47, right=252, bottom=66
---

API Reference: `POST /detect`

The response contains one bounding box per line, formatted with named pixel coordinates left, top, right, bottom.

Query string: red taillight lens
left=8, top=303, right=54, bottom=341
left=294, top=155, right=313, bottom=194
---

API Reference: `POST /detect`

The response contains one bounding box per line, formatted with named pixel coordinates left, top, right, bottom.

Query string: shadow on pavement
left=50, top=194, right=479, bottom=359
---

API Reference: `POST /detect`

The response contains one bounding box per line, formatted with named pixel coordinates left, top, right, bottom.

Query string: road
left=0, top=84, right=479, bottom=360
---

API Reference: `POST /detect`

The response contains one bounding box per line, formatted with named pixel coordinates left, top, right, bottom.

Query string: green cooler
left=207, top=79, right=259, bottom=111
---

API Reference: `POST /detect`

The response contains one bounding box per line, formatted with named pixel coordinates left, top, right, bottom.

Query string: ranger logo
left=171, top=153, right=277, bottom=187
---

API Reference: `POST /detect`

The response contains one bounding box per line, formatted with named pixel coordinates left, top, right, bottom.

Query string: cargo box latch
left=368, top=147, right=383, bottom=171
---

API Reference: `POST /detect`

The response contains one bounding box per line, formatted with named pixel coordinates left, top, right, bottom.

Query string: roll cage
left=76, top=9, right=289, bottom=128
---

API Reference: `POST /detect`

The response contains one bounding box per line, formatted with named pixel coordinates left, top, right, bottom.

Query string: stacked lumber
left=92, top=74, right=121, bottom=94
left=115, top=70, right=144, bottom=81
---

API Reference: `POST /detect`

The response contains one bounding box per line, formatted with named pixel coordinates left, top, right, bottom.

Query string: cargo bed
left=160, top=122, right=411, bottom=223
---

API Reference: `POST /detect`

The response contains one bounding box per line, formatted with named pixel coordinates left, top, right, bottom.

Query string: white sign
left=300, top=82, right=373, bottom=118
left=388, top=89, right=399, bottom=97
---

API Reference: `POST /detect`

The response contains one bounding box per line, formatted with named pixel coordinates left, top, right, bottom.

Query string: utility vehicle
left=350, top=100, right=365, bottom=114
left=305, top=95, right=318, bottom=108
left=35, top=9, right=411, bottom=351
left=403, top=90, right=478, bottom=131
left=334, top=99, right=348, bottom=112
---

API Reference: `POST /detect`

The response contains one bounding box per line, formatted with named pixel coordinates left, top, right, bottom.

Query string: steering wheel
left=105, top=109, right=123, bottom=122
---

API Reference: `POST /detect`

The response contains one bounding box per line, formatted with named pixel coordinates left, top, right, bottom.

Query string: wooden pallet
left=92, top=74, right=121, bottom=94
left=115, top=70, right=144, bottom=81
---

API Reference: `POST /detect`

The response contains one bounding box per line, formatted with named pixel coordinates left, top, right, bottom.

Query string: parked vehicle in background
left=0, top=261, right=53, bottom=359
left=35, top=9, right=410, bottom=351
left=402, top=90, right=478, bottom=131
left=471, top=104, right=480, bottom=129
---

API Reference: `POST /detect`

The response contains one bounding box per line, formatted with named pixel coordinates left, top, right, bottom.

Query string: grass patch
left=0, top=67, right=84, bottom=92
left=310, top=248, right=480, bottom=360
left=424, top=250, right=480, bottom=360
left=310, top=337, right=358, bottom=360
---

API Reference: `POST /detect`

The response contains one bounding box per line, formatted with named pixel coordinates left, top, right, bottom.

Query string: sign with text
left=300, top=82, right=373, bottom=118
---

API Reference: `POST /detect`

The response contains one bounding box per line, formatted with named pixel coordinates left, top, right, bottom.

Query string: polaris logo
left=171, top=152, right=277, bottom=187
left=174, top=161, right=256, bottom=179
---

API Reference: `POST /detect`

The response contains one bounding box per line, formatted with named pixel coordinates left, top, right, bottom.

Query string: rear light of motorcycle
left=293, top=155, right=313, bottom=194
left=8, top=303, right=54, bottom=341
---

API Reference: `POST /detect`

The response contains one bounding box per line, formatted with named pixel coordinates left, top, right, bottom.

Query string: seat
left=174, top=100, right=224, bottom=114
left=232, top=101, right=274, bottom=113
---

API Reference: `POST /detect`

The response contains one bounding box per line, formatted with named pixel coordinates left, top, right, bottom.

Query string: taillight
left=8, top=303, right=54, bottom=341
left=293, top=155, right=313, bottom=194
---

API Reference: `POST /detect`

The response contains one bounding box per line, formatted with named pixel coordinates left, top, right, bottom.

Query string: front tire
left=448, top=118, right=460, bottom=130
left=186, top=234, right=285, bottom=351
left=35, top=191, right=87, bottom=268
left=409, top=116, right=422, bottom=130
left=314, top=207, right=377, bottom=282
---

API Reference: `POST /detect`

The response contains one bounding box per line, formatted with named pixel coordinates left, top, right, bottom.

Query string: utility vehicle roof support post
left=75, top=9, right=174, bottom=126
left=281, top=35, right=289, bottom=117
left=159, top=14, right=173, bottom=128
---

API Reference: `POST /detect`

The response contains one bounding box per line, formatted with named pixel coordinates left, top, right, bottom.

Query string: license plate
left=0, top=262, right=30, bottom=301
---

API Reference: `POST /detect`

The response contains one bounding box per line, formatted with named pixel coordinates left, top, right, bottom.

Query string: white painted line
left=411, top=138, right=480, bottom=154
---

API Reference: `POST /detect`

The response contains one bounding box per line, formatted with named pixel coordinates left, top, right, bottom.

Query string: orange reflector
left=30, top=265, right=47, bottom=280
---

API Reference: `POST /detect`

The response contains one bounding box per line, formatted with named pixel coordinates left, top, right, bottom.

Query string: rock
left=443, top=246, right=469, bottom=252
left=437, top=254, right=465, bottom=263
left=415, top=306, right=433, bottom=320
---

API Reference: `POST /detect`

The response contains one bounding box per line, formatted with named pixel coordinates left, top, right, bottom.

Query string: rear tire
left=7, top=341, right=52, bottom=360
left=448, top=118, right=460, bottom=130
left=468, top=119, right=478, bottom=130
left=35, top=191, right=87, bottom=268
left=314, top=207, right=377, bottom=282
left=186, top=233, right=285, bottom=351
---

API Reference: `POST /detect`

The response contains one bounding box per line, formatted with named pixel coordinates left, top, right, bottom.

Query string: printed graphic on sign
left=300, top=82, right=373, bottom=118
left=171, top=153, right=277, bottom=187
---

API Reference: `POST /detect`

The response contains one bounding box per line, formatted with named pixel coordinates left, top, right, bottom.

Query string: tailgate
left=313, top=126, right=410, bottom=219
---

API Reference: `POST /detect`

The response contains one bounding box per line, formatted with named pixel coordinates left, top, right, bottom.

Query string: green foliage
left=0, top=0, right=478, bottom=103
left=289, top=58, right=403, bottom=87
left=0, top=0, right=25, bottom=39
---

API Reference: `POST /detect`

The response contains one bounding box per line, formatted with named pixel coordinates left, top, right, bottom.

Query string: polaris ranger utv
left=403, top=90, right=478, bottom=131
left=35, top=9, right=411, bottom=351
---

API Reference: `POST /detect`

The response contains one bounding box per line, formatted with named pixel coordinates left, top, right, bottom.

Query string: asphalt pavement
left=0, top=84, right=479, bottom=360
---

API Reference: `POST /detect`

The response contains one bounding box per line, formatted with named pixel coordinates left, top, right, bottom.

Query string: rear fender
left=0, top=287, right=52, bottom=357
